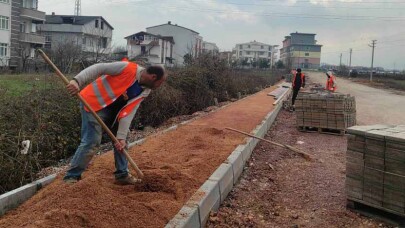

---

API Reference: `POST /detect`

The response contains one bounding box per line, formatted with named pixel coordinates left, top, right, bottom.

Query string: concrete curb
left=0, top=174, right=57, bottom=216
left=166, top=86, right=291, bottom=228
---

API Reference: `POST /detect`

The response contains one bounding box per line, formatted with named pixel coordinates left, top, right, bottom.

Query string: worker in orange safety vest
left=326, top=71, right=337, bottom=92
left=64, top=60, right=166, bottom=185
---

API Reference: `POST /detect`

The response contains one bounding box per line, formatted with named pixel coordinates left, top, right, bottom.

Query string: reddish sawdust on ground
left=207, top=110, right=388, bottom=228
left=0, top=87, right=276, bottom=228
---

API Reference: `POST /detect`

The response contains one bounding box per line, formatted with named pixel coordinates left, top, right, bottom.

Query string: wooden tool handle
left=37, top=49, right=144, bottom=178
left=225, top=127, right=312, bottom=161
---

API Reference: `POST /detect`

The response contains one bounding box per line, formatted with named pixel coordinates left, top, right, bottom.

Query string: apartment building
left=0, top=0, right=46, bottom=69
left=234, top=41, right=277, bottom=67
left=125, top=31, right=174, bottom=66
left=146, top=21, right=203, bottom=66
left=280, top=32, right=322, bottom=69
left=38, top=14, right=114, bottom=57
left=202, top=41, right=219, bottom=54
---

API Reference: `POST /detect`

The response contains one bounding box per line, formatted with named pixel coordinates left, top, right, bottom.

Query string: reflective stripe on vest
left=80, top=62, right=138, bottom=112
left=117, top=97, right=144, bottom=122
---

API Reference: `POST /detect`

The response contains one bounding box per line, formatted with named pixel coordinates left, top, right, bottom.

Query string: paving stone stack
left=346, top=125, right=405, bottom=216
left=295, top=92, right=356, bottom=131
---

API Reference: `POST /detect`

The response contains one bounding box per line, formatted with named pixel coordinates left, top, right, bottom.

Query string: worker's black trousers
left=291, top=87, right=300, bottom=106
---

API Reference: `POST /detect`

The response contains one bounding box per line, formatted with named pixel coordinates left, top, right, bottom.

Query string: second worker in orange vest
left=64, top=61, right=166, bottom=185
left=326, top=71, right=337, bottom=92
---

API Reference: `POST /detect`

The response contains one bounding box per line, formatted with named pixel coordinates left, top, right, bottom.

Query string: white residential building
left=202, top=41, right=219, bottom=54
left=125, top=31, right=174, bottom=66
left=234, top=41, right=278, bottom=67
left=0, top=0, right=11, bottom=67
left=146, top=21, right=203, bottom=66
left=38, top=14, right=113, bottom=56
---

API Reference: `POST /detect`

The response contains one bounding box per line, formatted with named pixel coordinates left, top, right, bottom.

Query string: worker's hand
left=67, top=80, right=80, bottom=95
left=114, top=139, right=126, bottom=152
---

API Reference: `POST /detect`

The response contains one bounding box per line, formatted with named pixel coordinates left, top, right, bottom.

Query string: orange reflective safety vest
left=292, top=72, right=305, bottom=88
left=80, top=62, right=143, bottom=122
left=326, top=76, right=337, bottom=92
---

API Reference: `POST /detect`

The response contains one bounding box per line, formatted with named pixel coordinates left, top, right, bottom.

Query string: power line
left=128, top=4, right=405, bottom=21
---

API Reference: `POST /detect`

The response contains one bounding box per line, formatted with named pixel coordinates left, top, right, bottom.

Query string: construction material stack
left=295, top=92, right=356, bottom=134
left=346, top=125, right=405, bottom=217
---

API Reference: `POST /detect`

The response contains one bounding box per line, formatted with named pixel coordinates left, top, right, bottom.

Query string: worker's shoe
left=63, top=176, right=80, bottom=184
left=115, top=174, right=141, bottom=185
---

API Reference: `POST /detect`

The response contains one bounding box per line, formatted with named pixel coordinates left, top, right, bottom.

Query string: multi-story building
left=146, top=21, right=203, bottom=66
left=0, top=0, right=46, bottom=69
left=0, top=0, right=11, bottom=67
left=202, top=41, right=219, bottom=54
left=38, top=14, right=113, bottom=57
left=280, top=32, right=322, bottom=69
left=125, top=31, right=174, bottom=66
left=234, top=41, right=277, bottom=67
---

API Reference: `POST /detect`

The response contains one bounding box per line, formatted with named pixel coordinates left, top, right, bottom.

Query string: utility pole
left=348, top=48, right=352, bottom=76
left=369, top=40, right=377, bottom=82
left=74, top=0, right=81, bottom=16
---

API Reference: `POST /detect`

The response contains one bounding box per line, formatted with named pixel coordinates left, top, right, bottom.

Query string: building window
left=239, top=45, right=242, bottom=49
left=261, top=45, right=264, bottom=49
left=0, top=0, right=10, bottom=4
left=0, top=43, right=8, bottom=56
left=95, top=20, right=99, bottom=28
left=239, top=51, right=242, bottom=55
left=246, top=51, right=250, bottom=55
left=269, top=47, right=272, bottom=51
left=19, top=22, right=26, bottom=33
left=0, top=16, right=9, bottom=30
left=259, top=51, right=264, bottom=55
left=305, top=53, right=309, bottom=56
left=248, top=45, right=251, bottom=48
left=101, top=21, right=104, bottom=30
left=102, top=37, right=107, bottom=48
left=82, top=37, right=86, bottom=45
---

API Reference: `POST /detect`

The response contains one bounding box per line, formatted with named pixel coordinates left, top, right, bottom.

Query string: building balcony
left=19, top=33, right=45, bottom=44
left=20, top=8, right=45, bottom=23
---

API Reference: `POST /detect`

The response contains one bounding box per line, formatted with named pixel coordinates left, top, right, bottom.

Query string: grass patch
left=0, top=74, right=60, bottom=97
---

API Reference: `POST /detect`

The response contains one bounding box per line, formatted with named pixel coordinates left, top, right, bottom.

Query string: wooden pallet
left=347, top=198, right=405, bottom=226
left=298, top=126, right=346, bottom=136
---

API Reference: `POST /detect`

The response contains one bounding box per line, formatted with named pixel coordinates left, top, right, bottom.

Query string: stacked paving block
left=346, top=125, right=405, bottom=216
left=295, top=92, right=356, bottom=133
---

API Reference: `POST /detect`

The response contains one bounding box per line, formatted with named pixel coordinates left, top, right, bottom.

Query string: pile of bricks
left=295, top=92, right=356, bottom=133
left=346, top=125, right=405, bottom=216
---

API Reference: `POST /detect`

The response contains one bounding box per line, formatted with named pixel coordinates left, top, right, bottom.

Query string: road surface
left=306, top=71, right=404, bottom=125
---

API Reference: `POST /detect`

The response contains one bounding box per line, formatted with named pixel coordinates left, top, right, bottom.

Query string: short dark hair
left=297, top=68, right=302, bottom=72
left=147, top=65, right=165, bottom=80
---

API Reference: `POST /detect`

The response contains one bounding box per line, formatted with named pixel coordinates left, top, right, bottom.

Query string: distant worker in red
left=326, top=71, right=337, bottom=92
left=291, top=68, right=305, bottom=111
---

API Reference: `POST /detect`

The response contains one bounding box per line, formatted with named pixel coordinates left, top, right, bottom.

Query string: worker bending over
left=64, top=60, right=166, bottom=185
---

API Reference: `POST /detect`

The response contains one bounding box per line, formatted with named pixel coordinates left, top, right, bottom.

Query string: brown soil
left=207, top=110, right=390, bottom=228
left=0, top=87, right=276, bottom=227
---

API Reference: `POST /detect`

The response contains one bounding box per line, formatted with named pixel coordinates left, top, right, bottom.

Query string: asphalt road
left=305, top=71, right=404, bottom=125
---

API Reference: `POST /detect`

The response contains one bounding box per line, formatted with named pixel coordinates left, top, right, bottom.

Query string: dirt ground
left=0, top=87, right=276, bottom=227
left=207, top=110, right=388, bottom=228
left=207, top=74, right=405, bottom=228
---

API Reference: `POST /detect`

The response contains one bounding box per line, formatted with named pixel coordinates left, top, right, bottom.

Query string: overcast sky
left=39, top=0, right=405, bottom=70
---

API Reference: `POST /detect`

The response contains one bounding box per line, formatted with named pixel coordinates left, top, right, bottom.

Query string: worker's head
left=297, top=68, right=302, bottom=73
left=140, top=65, right=167, bottom=89
left=326, top=71, right=332, bottom=78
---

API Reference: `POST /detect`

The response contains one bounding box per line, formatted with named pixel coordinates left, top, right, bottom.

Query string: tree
left=276, top=60, right=285, bottom=69
left=258, top=59, right=270, bottom=69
